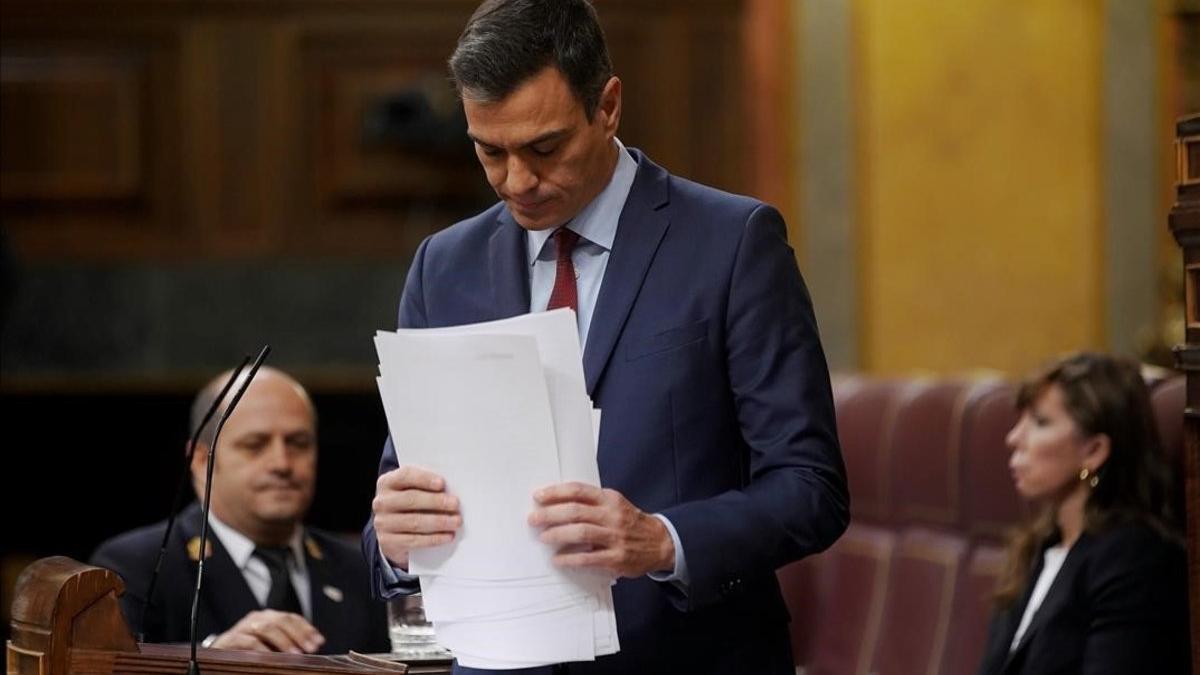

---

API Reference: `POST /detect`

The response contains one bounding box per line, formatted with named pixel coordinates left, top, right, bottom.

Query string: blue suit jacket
left=364, top=148, right=849, bottom=673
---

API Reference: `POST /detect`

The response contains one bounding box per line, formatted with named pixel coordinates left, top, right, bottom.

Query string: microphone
left=187, top=345, right=271, bottom=675
left=137, top=356, right=251, bottom=642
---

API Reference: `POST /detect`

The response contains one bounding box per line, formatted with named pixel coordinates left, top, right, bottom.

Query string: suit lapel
left=978, top=605, right=1022, bottom=675
left=1003, top=535, right=1091, bottom=671
left=489, top=209, right=532, bottom=320
left=177, top=504, right=261, bottom=631
left=303, top=534, right=346, bottom=649
left=582, top=150, right=671, bottom=395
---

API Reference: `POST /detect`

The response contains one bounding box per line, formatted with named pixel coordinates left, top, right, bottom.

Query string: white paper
left=435, top=602, right=596, bottom=665
left=373, top=311, right=618, bottom=667
left=375, top=332, right=560, bottom=579
left=391, top=309, right=600, bottom=486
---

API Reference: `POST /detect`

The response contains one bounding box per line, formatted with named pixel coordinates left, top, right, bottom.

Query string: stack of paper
left=374, top=309, right=620, bottom=669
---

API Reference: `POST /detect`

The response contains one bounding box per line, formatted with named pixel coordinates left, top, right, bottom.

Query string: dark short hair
left=449, top=0, right=613, bottom=119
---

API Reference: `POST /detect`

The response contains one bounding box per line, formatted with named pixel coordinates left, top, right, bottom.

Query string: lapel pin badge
left=323, top=585, right=344, bottom=603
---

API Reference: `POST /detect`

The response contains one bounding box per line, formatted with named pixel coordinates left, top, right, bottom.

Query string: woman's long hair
left=994, top=352, right=1180, bottom=607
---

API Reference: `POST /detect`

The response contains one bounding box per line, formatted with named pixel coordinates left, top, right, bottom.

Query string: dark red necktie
left=546, top=228, right=581, bottom=312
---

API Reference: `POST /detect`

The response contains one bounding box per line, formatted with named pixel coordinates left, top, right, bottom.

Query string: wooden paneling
left=1, top=53, right=144, bottom=201
left=1, top=0, right=747, bottom=262
left=0, top=29, right=184, bottom=260
left=602, top=4, right=747, bottom=195
left=304, top=35, right=477, bottom=204
left=291, top=11, right=486, bottom=258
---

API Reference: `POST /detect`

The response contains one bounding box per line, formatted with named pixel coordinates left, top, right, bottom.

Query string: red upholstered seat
left=803, top=524, right=896, bottom=675
left=830, top=373, right=864, bottom=402
left=1150, top=375, right=1187, bottom=524
left=869, top=528, right=968, bottom=675
left=886, top=380, right=973, bottom=529
left=960, top=381, right=1026, bottom=542
left=781, top=373, right=1184, bottom=675
left=1151, top=375, right=1184, bottom=467
left=941, top=544, right=1006, bottom=675
left=832, top=379, right=907, bottom=524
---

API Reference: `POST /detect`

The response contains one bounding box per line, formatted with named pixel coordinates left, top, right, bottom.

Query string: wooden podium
left=5, top=556, right=437, bottom=675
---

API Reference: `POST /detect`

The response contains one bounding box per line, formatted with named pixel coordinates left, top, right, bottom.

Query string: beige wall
left=853, top=0, right=1107, bottom=374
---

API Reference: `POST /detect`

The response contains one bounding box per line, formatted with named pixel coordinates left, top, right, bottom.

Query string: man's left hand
left=529, top=482, right=675, bottom=578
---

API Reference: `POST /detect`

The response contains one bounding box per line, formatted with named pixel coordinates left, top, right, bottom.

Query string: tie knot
left=253, top=546, right=292, bottom=572
left=553, top=228, right=580, bottom=260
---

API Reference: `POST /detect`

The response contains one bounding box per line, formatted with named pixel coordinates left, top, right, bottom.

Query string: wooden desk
left=7, top=556, right=450, bottom=675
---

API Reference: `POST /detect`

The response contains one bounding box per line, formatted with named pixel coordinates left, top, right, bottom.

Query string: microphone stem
left=140, top=357, right=250, bottom=643
left=186, top=345, right=271, bottom=675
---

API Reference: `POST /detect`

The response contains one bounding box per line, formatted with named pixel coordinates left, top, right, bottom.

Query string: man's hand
left=529, top=482, right=675, bottom=578
left=209, top=609, right=324, bottom=653
left=372, top=465, right=462, bottom=569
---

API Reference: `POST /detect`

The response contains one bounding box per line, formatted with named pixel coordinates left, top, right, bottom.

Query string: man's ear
left=1082, top=434, right=1111, bottom=474
left=597, top=76, right=621, bottom=137
left=190, top=442, right=211, bottom=483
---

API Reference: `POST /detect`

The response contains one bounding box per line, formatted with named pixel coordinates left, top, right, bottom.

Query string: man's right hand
left=372, top=465, right=462, bottom=569
left=210, top=609, right=324, bottom=653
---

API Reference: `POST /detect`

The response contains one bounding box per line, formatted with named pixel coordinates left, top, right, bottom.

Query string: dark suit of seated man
left=92, top=367, right=390, bottom=655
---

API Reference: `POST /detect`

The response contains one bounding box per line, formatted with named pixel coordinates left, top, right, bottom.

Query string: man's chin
left=254, top=497, right=309, bottom=523
left=512, top=216, right=558, bottom=231
left=507, top=203, right=562, bottom=231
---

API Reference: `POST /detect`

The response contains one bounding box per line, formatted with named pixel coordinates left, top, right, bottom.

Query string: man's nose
left=505, top=156, right=538, bottom=195
left=264, top=438, right=292, bottom=473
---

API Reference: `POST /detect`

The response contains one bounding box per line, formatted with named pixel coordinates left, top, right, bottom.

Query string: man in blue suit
left=364, top=1, right=849, bottom=672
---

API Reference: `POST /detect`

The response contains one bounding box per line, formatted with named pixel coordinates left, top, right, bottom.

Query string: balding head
left=191, top=367, right=316, bottom=449
left=188, top=366, right=318, bottom=546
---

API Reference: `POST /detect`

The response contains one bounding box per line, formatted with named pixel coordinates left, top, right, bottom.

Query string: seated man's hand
left=529, top=482, right=675, bottom=578
left=210, top=609, right=324, bottom=653
left=373, top=465, right=462, bottom=569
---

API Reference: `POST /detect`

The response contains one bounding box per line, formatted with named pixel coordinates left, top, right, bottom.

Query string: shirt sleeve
left=646, top=513, right=690, bottom=593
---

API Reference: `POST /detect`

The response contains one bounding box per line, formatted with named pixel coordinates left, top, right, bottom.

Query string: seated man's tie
left=253, top=546, right=303, bottom=615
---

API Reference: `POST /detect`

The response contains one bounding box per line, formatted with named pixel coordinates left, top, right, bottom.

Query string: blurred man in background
left=92, top=366, right=390, bottom=654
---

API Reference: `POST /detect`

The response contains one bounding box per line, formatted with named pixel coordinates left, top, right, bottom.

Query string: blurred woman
left=977, top=352, right=1190, bottom=675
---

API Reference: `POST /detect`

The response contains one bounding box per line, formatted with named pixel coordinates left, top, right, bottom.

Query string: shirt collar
left=526, top=137, right=638, bottom=265
left=207, top=511, right=306, bottom=572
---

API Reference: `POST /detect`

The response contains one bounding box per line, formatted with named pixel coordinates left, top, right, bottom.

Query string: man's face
left=193, top=372, right=317, bottom=543
left=464, top=66, right=621, bottom=231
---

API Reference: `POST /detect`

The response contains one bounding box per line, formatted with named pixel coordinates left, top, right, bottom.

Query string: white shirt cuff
left=646, top=513, right=690, bottom=589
